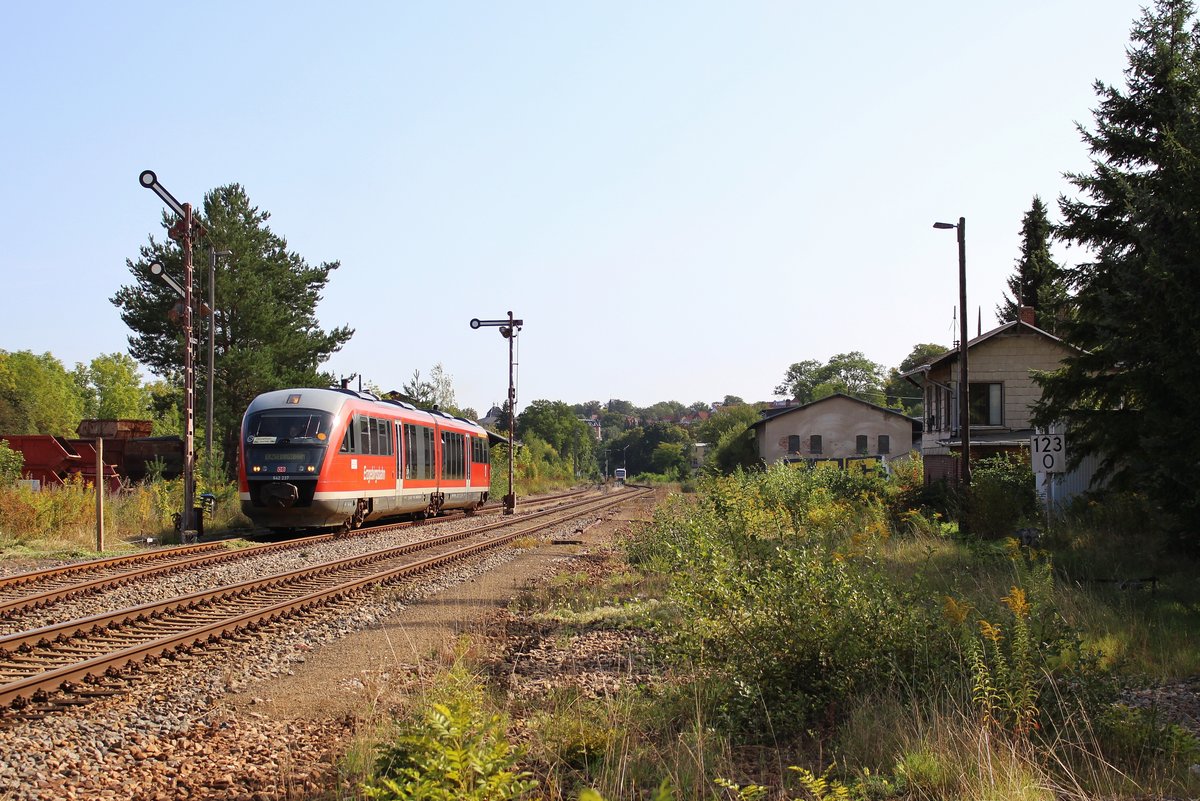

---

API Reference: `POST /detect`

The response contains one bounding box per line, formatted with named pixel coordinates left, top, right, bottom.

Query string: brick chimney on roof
left=1018, top=306, right=1036, bottom=326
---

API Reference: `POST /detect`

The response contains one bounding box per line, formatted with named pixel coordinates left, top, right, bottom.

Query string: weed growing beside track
left=348, top=466, right=1200, bottom=800
left=0, top=475, right=248, bottom=553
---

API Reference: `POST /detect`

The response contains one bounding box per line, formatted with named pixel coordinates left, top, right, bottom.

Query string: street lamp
left=933, top=217, right=970, bottom=488
left=141, top=170, right=205, bottom=541
left=469, top=311, right=523, bottom=514
left=206, top=249, right=232, bottom=464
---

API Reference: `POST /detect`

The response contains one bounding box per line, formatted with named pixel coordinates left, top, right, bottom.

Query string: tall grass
left=0, top=472, right=248, bottom=554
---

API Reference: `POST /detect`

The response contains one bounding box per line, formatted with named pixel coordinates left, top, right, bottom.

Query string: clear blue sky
left=0, top=1, right=1141, bottom=415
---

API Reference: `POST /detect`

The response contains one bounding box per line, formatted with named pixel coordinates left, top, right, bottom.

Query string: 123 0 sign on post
left=1031, top=433, right=1066, bottom=473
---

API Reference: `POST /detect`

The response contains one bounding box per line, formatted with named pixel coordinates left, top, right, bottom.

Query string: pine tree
left=112, top=184, right=354, bottom=470
left=1034, top=0, right=1200, bottom=539
left=995, top=196, right=1071, bottom=335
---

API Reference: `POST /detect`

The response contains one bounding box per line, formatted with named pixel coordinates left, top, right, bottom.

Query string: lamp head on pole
left=932, top=221, right=956, bottom=230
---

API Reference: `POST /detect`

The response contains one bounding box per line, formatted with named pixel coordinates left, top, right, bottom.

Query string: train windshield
left=244, top=410, right=334, bottom=445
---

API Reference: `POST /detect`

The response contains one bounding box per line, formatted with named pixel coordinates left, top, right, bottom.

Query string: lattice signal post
left=140, top=170, right=204, bottom=541
left=470, top=312, right=523, bottom=514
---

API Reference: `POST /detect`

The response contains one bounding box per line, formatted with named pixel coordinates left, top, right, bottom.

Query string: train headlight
left=306, top=465, right=315, bottom=472
left=252, top=465, right=261, bottom=473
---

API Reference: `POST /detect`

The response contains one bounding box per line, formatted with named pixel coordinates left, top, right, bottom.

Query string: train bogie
left=238, top=388, right=493, bottom=532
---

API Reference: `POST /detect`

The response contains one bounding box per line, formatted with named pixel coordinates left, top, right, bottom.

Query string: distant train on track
left=238, top=388, right=494, bottom=532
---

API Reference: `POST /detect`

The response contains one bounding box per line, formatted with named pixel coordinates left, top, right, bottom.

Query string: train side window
left=403, top=424, right=417, bottom=478
left=340, top=423, right=354, bottom=453
left=372, top=417, right=390, bottom=456
left=443, top=432, right=463, bottom=479
left=358, top=416, right=371, bottom=455
left=422, top=427, right=435, bottom=479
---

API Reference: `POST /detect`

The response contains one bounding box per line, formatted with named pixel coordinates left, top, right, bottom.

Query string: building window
left=878, top=435, right=890, bottom=454
left=787, top=434, right=801, bottom=454
left=856, top=435, right=868, bottom=455
left=969, top=382, right=1003, bottom=426
left=809, top=435, right=822, bottom=454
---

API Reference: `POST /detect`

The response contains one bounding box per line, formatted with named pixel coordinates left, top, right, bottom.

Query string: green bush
left=630, top=466, right=944, bottom=740
left=364, top=666, right=536, bottom=801
left=0, top=441, right=23, bottom=485
left=964, top=454, right=1039, bottom=539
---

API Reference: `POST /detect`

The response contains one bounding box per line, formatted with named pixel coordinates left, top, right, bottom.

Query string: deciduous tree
left=883, top=342, right=948, bottom=417
left=775, top=353, right=887, bottom=405
left=0, top=350, right=85, bottom=436
left=72, top=353, right=151, bottom=420
left=517, top=399, right=595, bottom=475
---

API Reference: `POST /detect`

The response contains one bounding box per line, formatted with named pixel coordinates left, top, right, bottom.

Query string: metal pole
left=95, top=437, right=104, bottom=552
left=505, top=310, right=516, bottom=515
left=206, top=248, right=216, bottom=466
left=182, top=203, right=196, bottom=541
left=957, top=217, right=971, bottom=488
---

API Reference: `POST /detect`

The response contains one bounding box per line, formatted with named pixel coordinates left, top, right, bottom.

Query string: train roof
left=244, top=388, right=488, bottom=434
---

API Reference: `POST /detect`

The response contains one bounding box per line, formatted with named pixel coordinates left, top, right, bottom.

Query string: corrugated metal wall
left=1036, top=450, right=1104, bottom=511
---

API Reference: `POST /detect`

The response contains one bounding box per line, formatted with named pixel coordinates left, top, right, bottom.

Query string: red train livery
left=238, top=388, right=492, bottom=531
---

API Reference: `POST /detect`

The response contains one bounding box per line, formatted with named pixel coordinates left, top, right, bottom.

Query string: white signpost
left=1031, top=432, right=1066, bottom=474
left=1032, top=431, right=1066, bottom=523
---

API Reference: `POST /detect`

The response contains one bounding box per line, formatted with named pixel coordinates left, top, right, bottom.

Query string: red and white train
left=238, top=388, right=493, bottom=531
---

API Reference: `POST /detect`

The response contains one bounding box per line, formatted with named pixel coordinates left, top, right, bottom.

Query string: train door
left=395, top=421, right=404, bottom=494
left=433, top=422, right=442, bottom=499
left=464, top=434, right=472, bottom=488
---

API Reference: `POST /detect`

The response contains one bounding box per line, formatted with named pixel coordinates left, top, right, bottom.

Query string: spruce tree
left=112, top=184, right=354, bottom=469
left=1034, top=0, right=1200, bottom=539
left=995, top=196, right=1071, bottom=335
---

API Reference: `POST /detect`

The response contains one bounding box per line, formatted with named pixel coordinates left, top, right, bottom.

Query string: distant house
left=750, top=393, right=917, bottom=467
left=580, top=417, right=602, bottom=441
left=479, top=405, right=506, bottom=429
left=902, top=309, right=1098, bottom=502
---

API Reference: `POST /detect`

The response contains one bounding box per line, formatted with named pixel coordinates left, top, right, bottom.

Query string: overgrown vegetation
left=346, top=464, right=1200, bottom=800
left=0, top=449, right=248, bottom=552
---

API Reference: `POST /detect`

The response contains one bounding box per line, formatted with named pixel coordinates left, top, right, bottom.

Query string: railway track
left=0, top=486, right=599, bottom=624
left=0, top=487, right=649, bottom=719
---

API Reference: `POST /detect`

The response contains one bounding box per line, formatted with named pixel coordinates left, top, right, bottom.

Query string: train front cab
left=240, top=402, right=340, bottom=528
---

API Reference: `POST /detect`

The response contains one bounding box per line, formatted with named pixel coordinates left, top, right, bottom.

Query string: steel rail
left=0, top=490, right=618, bottom=653
left=0, top=543, right=225, bottom=593
left=0, top=486, right=601, bottom=619
left=0, top=490, right=648, bottom=710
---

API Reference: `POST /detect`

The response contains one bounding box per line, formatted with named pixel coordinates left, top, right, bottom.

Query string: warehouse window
left=878, top=435, right=891, bottom=454
left=809, top=435, right=822, bottom=454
